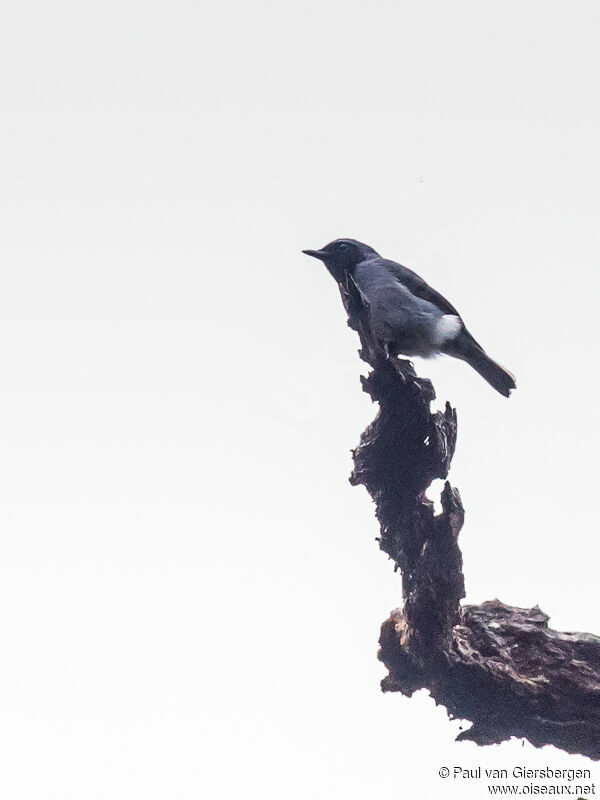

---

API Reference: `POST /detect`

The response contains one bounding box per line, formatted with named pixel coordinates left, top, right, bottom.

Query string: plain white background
left=0, top=1, right=599, bottom=797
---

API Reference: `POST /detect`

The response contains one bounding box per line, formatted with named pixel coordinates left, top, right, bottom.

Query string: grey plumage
left=302, top=238, right=516, bottom=397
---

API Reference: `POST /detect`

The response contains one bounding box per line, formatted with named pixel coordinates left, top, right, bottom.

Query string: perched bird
left=303, top=238, right=516, bottom=397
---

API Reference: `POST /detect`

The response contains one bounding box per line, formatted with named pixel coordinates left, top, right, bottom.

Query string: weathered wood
left=341, top=277, right=600, bottom=760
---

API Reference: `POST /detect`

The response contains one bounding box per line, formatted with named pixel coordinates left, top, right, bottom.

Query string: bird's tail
left=466, top=348, right=516, bottom=397
left=447, top=334, right=516, bottom=397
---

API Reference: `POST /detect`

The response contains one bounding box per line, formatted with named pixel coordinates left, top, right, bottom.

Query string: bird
left=302, top=238, right=516, bottom=397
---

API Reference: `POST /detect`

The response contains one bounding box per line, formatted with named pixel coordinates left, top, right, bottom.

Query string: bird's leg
left=391, top=361, right=409, bottom=384
left=385, top=347, right=413, bottom=384
left=369, top=339, right=407, bottom=383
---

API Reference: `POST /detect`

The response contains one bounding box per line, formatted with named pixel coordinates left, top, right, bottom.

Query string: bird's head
left=302, top=238, right=378, bottom=282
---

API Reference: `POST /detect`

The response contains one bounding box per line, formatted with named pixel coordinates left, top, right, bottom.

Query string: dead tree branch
left=340, top=276, right=600, bottom=760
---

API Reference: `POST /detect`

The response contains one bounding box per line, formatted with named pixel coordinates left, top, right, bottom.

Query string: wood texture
left=340, top=275, right=600, bottom=760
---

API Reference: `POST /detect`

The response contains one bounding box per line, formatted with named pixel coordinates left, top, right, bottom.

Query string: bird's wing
left=380, top=259, right=461, bottom=317
left=381, top=259, right=491, bottom=353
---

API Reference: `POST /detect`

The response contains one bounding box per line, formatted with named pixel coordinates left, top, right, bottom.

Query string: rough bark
left=339, top=275, right=600, bottom=761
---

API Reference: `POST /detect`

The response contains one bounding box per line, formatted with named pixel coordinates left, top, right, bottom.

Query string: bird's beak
left=302, top=249, right=328, bottom=261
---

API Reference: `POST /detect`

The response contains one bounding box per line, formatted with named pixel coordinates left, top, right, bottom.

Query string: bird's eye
left=338, top=243, right=349, bottom=252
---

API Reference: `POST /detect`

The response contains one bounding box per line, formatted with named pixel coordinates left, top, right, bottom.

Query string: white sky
left=1, top=1, right=599, bottom=797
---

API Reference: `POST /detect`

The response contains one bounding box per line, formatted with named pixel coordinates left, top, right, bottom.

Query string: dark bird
left=303, top=238, right=516, bottom=397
